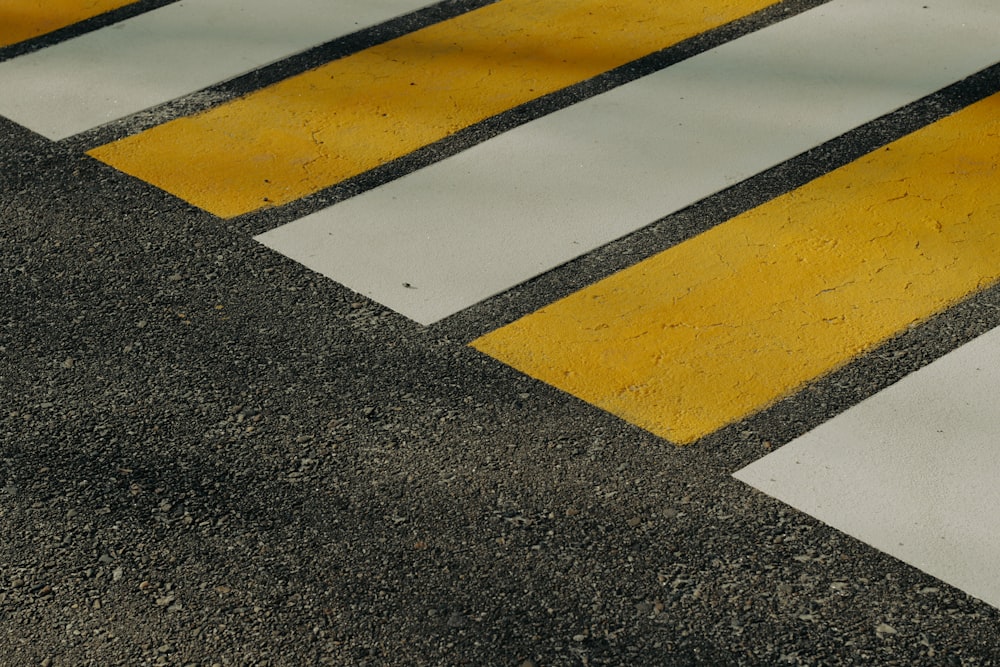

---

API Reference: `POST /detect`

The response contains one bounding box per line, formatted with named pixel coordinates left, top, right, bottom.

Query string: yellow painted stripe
left=472, top=92, right=1000, bottom=445
left=0, top=0, right=139, bottom=48
left=87, top=0, right=777, bottom=218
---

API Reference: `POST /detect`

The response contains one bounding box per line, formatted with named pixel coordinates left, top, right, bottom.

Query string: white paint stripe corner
left=734, top=325, right=1000, bottom=608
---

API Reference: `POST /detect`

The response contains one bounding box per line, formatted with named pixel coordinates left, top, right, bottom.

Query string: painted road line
left=254, top=0, right=1000, bottom=326
left=0, top=0, right=140, bottom=48
left=472, top=91, right=1000, bottom=444
left=88, top=0, right=780, bottom=219
left=0, top=0, right=441, bottom=140
left=734, top=325, right=1000, bottom=609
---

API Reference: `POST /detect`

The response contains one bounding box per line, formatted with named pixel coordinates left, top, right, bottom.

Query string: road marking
left=0, top=0, right=440, bottom=140
left=472, top=91, right=1000, bottom=444
left=0, top=0, right=139, bottom=48
left=253, top=0, right=1000, bottom=326
left=87, top=0, right=778, bottom=218
left=734, top=325, right=1000, bottom=609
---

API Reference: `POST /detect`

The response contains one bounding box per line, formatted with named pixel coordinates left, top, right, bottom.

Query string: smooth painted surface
left=0, top=0, right=438, bottom=139
left=0, top=0, right=139, bottom=48
left=255, top=0, right=1000, bottom=326
left=473, top=91, right=1000, bottom=444
left=734, top=325, right=1000, bottom=609
left=88, top=0, right=777, bottom=218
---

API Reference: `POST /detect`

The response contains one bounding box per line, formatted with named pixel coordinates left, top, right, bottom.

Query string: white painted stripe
left=734, top=326, right=1000, bottom=609
left=0, top=0, right=438, bottom=140
left=256, top=0, right=1000, bottom=326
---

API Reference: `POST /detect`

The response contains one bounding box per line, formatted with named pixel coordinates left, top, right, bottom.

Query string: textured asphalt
left=4, top=19, right=1000, bottom=667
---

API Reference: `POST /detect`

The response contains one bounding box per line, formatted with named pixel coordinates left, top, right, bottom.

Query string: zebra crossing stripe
left=86, top=0, right=778, bottom=218
left=254, top=0, right=1000, bottom=326
left=0, top=0, right=139, bottom=48
left=471, top=91, right=1000, bottom=444
left=0, top=0, right=442, bottom=140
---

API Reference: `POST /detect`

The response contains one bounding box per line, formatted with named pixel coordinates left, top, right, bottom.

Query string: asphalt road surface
left=3, top=1, right=1000, bottom=665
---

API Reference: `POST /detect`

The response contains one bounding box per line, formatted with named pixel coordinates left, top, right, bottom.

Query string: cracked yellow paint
left=472, top=92, right=1000, bottom=445
left=0, top=0, right=139, bottom=48
left=86, top=0, right=777, bottom=218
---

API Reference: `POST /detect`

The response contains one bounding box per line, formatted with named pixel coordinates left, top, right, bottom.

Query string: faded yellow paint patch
left=0, top=0, right=139, bottom=48
left=87, top=0, right=777, bottom=218
left=472, top=93, right=1000, bottom=445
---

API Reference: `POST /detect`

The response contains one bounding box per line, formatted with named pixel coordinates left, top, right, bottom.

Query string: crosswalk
left=3, top=0, right=1000, bottom=609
